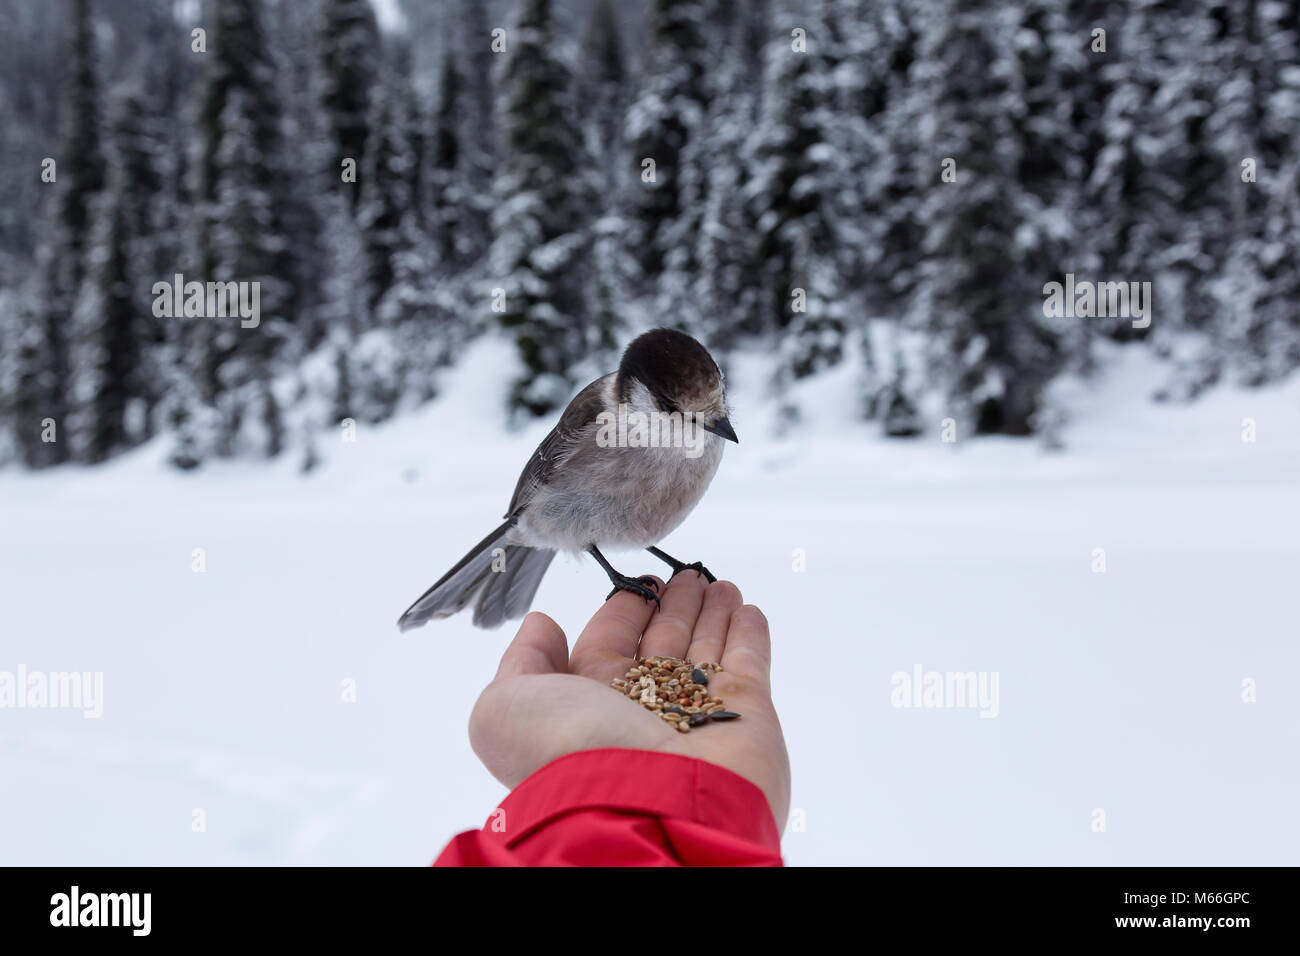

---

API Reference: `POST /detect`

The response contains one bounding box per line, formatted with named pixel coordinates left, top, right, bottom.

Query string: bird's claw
left=669, top=561, right=716, bottom=583
left=605, top=574, right=662, bottom=610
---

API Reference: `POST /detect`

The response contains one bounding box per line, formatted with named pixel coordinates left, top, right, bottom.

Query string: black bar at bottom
left=0, top=866, right=1278, bottom=941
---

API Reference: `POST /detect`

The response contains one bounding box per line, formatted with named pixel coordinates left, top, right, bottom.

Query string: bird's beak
left=704, top=416, right=739, bottom=443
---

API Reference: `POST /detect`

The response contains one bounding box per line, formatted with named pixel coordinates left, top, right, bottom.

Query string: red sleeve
left=433, top=748, right=783, bottom=866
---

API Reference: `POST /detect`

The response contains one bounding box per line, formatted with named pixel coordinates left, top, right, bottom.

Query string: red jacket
left=434, top=748, right=784, bottom=866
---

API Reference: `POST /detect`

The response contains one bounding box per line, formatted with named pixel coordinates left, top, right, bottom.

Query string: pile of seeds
left=610, top=656, right=740, bottom=733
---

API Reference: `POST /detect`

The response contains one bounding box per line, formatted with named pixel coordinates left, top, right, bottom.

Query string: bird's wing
left=506, top=374, right=610, bottom=519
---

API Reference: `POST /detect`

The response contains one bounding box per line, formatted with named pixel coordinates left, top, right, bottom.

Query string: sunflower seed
left=612, top=659, right=735, bottom=731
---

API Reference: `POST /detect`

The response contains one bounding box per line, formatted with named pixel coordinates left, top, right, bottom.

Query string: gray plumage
left=397, top=522, right=557, bottom=631
left=397, top=329, right=735, bottom=632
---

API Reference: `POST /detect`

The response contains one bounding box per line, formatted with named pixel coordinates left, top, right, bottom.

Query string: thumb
left=494, top=611, right=568, bottom=679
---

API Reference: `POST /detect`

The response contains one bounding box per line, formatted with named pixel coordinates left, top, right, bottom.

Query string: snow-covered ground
left=2, top=336, right=1297, bottom=865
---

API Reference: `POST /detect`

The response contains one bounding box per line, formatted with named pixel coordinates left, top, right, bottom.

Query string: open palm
left=468, top=572, right=791, bottom=827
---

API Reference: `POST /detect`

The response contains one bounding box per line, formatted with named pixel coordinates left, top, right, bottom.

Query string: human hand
left=468, top=572, right=791, bottom=827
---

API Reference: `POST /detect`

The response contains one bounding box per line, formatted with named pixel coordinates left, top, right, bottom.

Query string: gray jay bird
left=397, top=328, right=738, bottom=631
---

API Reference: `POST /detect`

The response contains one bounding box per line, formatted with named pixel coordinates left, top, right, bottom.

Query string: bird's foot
left=604, top=574, right=662, bottom=610
left=645, top=547, right=717, bottom=583
left=668, top=560, right=716, bottom=583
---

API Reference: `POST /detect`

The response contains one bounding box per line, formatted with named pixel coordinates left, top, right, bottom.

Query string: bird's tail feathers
left=471, top=544, right=556, bottom=629
left=396, top=521, right=555, bottom=632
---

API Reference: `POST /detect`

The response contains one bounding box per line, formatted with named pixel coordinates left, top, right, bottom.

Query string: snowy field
left=2, top=336, right=1298, bottom=866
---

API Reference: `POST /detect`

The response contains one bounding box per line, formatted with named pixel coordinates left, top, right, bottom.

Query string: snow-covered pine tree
left=257, top=370, right=285, bottom=459
left=318, top=189, right=368, bottom=424
left=185, top=0, right=293, bottom=461
left=70, top=147, right=142, bottom=461
left=857, top=0, right=925, bottom=317
left=1058, top=0, right=1125, bottom=376
left=161, top=375, right=207, bottom=471
left=582, top=0, right=628, bottom=193
left=1008, top=0, right=1088, bottom=376
left=374, top=63, right=444, bottom=349
left=1108, top=2, right=1236, bottom=396
left=9, top=265, right=63, bottom=468
left=448, top=0, right=497, bottom=183
left=747, top=1, right=850, bottom=380
left=1206, top=0, right=1300, bottom=385
left=739, top=0, right=772, bottom=123
left=0, top=1, right=62, bottom=265
left=625, top=0, right=711, bottom=286
left=315, top=0, right=380, bottom=211
left=569, top=2, right=635, bottom=371
left=12, top=0, right=102, bottom=466
left=192, top=0, right=286, bottom=253
left=0, top=281, right=19, bottom=465
left=1079, top=0, right=1160, bottom=329
left=693, top=2, right=767, bottom=349
left=360, top=55, right=433, bottom=422
left=271, top=0, right=329, bottom=352
left=441, top=0, right=497, bottom=268
left=1063, top=0, right=1119, bottom=191
left=359, top=65, right=414, bottom=313
left=841, top=0, right=924, bottom=423
left=908, top=0, right=1066, bottom=436
left=1144, top=5, right=1226, bottom=342
left=824, top=0, right=880, bottom=296
left=209, top=87, right=292, bottom=458
left=392, top=40, right=427, bottom=233
left=50, top=0, right=103, bottom=330
left=96, top=68, right=181, bottom=444
left=331, top=335, right=356, bottom=427
left=428, top=48, right=468, bottom=269
left=490, top=0, right=604, bottom=417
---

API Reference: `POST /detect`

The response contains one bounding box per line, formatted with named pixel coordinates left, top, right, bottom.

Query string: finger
left=685, top=580, right=743, bottom=666
left=568, top=576, right=664, bottom=678
left=494, top=611, right=569, bottom=680
left=718, top=604, right=771, bottom=685
left=637, top=571, right=709, bottom=661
